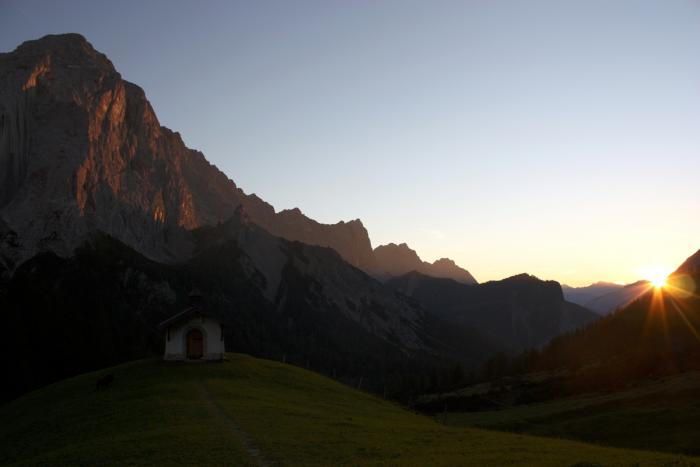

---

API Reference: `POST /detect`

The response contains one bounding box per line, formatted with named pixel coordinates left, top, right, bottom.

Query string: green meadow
left=0, top=354, right=698, bottom=466
left=444, top=372, right=700, bottom=456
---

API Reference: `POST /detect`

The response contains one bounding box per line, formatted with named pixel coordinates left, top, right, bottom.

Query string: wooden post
left=442, top=403, right=448, bottom=425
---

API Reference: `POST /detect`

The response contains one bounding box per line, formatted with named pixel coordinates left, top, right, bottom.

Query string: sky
left=2, top=0, right=700, bottom=286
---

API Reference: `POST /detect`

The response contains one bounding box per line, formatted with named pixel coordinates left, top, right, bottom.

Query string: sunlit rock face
left=0, top=34, right=376, bottom=268
left=373, top=242, right=477, bottom=284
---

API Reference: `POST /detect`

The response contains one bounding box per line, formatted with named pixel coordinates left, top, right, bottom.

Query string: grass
left=0, top=354, right=698, bottom=466
left=444, top=372, right=700, bottom=456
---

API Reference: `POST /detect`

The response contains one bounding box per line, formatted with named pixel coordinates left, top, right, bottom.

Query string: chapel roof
left=158, top=305, right=211, bottom=329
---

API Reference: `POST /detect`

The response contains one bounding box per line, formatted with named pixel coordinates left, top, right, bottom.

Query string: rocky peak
left=373, top=243, right=476, bottom=284
left=374, top=243, right=422, bottom=270
left=431, top=257, right=477, bottom=284
left=10, top=33, right=115, bottom=71
left=0, top=34, right=379, bottom=270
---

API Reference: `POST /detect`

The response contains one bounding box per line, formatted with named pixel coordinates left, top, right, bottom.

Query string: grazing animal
left=95, top=374, right=115, bottom=391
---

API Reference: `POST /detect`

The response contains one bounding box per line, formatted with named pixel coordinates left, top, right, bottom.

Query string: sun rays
left=642, top=273, right=700, bottom=346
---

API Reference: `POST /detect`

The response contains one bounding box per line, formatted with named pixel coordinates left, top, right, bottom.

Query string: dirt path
left=198, top=382, right=277, bottom=466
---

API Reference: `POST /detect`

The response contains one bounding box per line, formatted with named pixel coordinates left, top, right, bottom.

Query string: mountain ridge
left=0, top=33, right=602, bottom=404
left=0, top=33, right=374, bottom=267
left=0, top=32, right=472, bottom=282
left=373, top=242, right=477, bottom=284
left=386, top=271, right=597, bottom=351
left=563, top=280, right=652, bottom=315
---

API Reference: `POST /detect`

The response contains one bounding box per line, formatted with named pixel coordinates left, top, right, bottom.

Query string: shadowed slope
left=387, top=272, right=598, bottom=351
left=0, top=216, right=436, bottom=402
left=444, top=371, right=700, bottom=456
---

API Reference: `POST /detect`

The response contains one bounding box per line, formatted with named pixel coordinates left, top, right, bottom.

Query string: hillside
left=411, top=253, right=700, bottom=458
left=0, top=354, right=697, bottom=466
left=440, top=371, right=700, bottom=456
left=522, top=271, right=700, bottom=392
left=434, top=262, right=700, bottom=426
left=675, top=248, right=700, bottom=275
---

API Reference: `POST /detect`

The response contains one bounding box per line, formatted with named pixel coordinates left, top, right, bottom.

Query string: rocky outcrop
left=0, top=34, right=376, bottom=268
left=373, top=242, right=476, bottom=284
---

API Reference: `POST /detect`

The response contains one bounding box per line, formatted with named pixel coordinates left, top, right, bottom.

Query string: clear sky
left=3, top=0, right=700, bottom=286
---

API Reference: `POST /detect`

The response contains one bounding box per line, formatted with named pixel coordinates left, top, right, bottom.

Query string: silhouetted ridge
left=387, top=271, right=595, bottom=351
left=373, top=242, right=476, bottom=284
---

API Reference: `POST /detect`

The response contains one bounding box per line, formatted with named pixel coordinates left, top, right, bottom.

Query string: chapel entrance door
left=186, top=329, right=204, bottom=359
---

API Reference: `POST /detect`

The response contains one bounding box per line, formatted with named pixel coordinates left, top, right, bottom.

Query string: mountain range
left=388, top=272, right=597, bottom=351
left=561, top=282, right=624, bottom=306
left=0, top=33, right=600, bottom=400
left=0, top=33, right=475, bottom=285
left=562, top=280, right=652, bottom=315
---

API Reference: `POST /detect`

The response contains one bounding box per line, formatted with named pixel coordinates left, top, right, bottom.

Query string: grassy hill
left=442, top=371, right=700, bottom=456
left=1, top=354, right=698, bottom=466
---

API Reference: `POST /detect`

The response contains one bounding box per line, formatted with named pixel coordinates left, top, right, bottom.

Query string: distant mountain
left=562, top=282, right=623, bottom=306
left=387, top=272, right=598, bottom=351
left=562, top=280, right=651, bottom=315
left=373, top=242, right=477, bottom=284
left=581, top=280, right=651, bottom=315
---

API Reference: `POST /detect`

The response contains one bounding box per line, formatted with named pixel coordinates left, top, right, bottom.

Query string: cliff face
left=0, top=34, right=375, bottom=268
left=373, top=242, right=477, bottom=284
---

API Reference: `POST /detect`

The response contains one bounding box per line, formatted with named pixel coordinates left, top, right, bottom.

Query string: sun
left=640, top=267, right=670, bottom=289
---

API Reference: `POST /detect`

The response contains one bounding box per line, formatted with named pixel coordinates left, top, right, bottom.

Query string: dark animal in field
left=95, top=374, right=115, bottom=391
